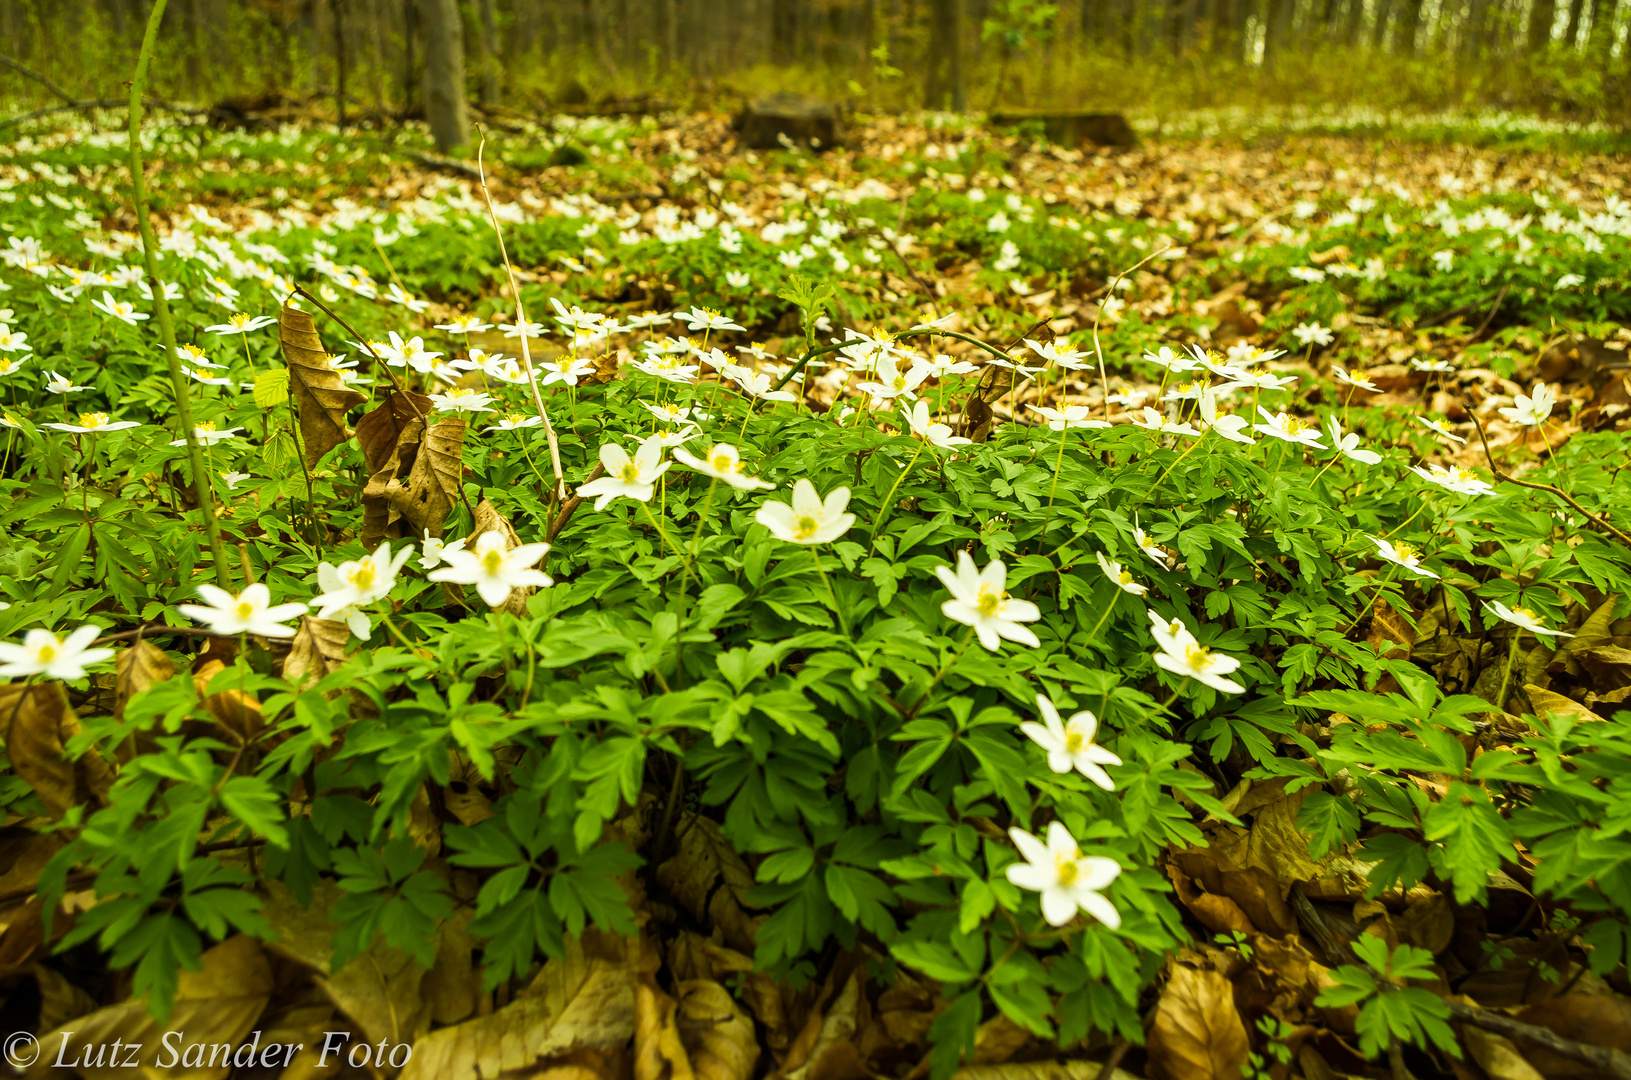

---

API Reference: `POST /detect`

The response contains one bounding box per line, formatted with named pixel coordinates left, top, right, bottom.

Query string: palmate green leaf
left=1297, top=791, right=1361, bottom=858
left=253, top=368, right=291, bottom=408
left=1423, top=782, right=1512, bottom=904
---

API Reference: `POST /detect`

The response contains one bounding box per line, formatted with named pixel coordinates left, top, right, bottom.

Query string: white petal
left=1040, top=887, right=1078, bottom=927
left=1074, top=889, right=1121, bottom=930
left=1008, top=827, right=1052, bottom=867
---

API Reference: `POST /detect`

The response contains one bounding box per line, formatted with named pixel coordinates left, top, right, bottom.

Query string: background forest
left=4, top=0, right=1631, bottom=136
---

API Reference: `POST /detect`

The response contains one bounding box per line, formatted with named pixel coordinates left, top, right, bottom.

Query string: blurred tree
left=417, top=0, right=466, bottom=149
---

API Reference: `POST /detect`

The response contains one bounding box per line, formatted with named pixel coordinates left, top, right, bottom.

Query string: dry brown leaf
left=676, top=980, right=758, bottom=1080
left=34, top=963, right=98, bottom=1032
left=637, top=978, right=695, bottom=1080
left=259, top=879, right=435, bottom=1048
left=115, top=638, right=174, bottom=717
left=1395, top=894, right=1454, bottom=954
left=469, top=498, right=535, bottom=616
left=971, top=1014, right=1032, bottom=1065
left=382, top=415, right=467, bottom=539
left=401, top=933, right=636, bottom=1080
left=783, top=970, right=865, bottom=1080
left=657, top=813, right=764, bottom=954
left=427, top=914, right=482, bottom=1026
left=280, top=304, right=367, bottom=468
left=356, top=389, right=432, bottom=476
left=27, top=935, right=272, bottom=1080
left=1146, top=964, right=1251, bottom=1080
left=0, top=683, right=106, bottom=819
left=1464, top=1027, right=1545, bottom=1080
left=192, top=658, right=264, bottom=742
left=1524, top=685, right=1606, bottom=724
left=953, top=1066, right=1142, bottom=1080
left=1517, top=993, right=1631, bottom=1077
left=283, top=617, right=352, bottom=689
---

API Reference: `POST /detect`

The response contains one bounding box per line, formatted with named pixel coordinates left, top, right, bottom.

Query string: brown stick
left=0, top=52, right=78, bottom=104
left=545, top=463, right=603, bottom=544
left=1466, top=407, right=1631, bottom=548
left=1093, top=1037, right=1131, bottom=1080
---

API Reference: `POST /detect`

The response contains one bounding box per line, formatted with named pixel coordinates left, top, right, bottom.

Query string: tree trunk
left=1585, top=0, right=1617, bottom=54
left=923, top=0, right=965, bottom=108
left=333, top=0, right=348, bottom=126
left=1528, top=0, right=1558, bottom=48
left=417, top=0, right=468, bottom=150
left=478, top=0, right=498, bottom=102
left=402, top=0, right=417, bottom=113
left=1563, top=0, right=1587, bottom=44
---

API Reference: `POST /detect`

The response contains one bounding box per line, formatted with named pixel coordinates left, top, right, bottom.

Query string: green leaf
left=253, top=368, right=291, bottom=408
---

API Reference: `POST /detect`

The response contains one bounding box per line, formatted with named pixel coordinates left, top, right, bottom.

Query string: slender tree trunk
left=1564, top=0, right=1587, bottom=43
left=1585, top=0, right=1617, bottom=53
left=479, top=0, right=498, bottom=102
left=1528, top=0, right=1558, bottom=48
left=332, top=0, right=348, bottom=126
left=417, top=0, right=467, bottom=149
left=402, top=0, right=417, bottom=112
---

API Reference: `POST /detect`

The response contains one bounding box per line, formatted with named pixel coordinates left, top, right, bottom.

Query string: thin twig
left=1092, top=1037, right=1130, bottom=1080
left=1466, top=407, right=1631, bottom=547
left=474, top=130, right=567, bottom=501
left=1091, top=244, right=1171, bottom=419
left=0, top=52, right=78, bottom=104
left=545, top=463, right=603, bottom=545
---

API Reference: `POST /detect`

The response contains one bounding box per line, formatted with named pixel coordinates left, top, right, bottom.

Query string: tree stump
left=989, top=110, right=1138, bottom=149
left=734, top=93, right=844, bottom=151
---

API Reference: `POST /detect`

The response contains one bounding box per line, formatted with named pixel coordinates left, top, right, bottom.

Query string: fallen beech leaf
left=1394, top=894, right=1454, bottom=954
left=356, top=389, right=432, bottom=476
left=260, top=879, right=434, bottom=1047
left=193, top=658, right=264, bottom=742
left=783, top=971, right=864, bottom=1080
left=280, top=304, right=366, bottom=468
left=1524, top=685, right=1606, bottom=724
left=383, top=415, right=467, bottom=538
left=971, top=1014, right=1032, bottom=1065
left=283, top=616, right=352, bottom=689
left=115, top=638, right=174, bottom=717
left=34, top=963, right=98, bottom=1032
left=636, top=978, right=694, bottom=1080
left=28, top=935, right=272, bottom=1079
left=401, top=933, right=635, bottom=1080
left=1146, top=964, right=1251, bottom=1080
left=0, top=683, right=106, bottom=818
left=1517, top=993, right=1631, bottom=1077
left=657, top=812, right=765, bottom=954
left=953, top=1066, right=1142, bottom=1080
left=676, top=980, right=758, bottom=1080
left=1464, top=1027, right=1545, bottom=1080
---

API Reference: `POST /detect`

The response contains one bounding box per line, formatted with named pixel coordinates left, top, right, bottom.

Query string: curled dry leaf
left=357, top=390, right=431, bottom=547
left=401, top=933, right=636, bottom=1080
left=656, top=812, right=765, bottom=954
left=260, top=879, right=435, bottom=1048
left=280, top=304, right=367, bottom=469
left=1517, top=993, right=1631, bottom=1078
left=284, top=616, right=352, bottom=690
left=636, top=977, right=694, bottom=1080
left=27, top=935, right=272, bottom=1079
left=114, top=637, right=174, bottom=717
left=0, top=683, right=109, bottom=819
left=1146, top=963, right=1252, bottom=1080
left=1464, top=1027, right=1547, bottom=1080
left=952, top=1066, right=1143, bottom=1080
left=675, top=981, right=759, bottom=1080
left=193, top=658, right=264, bottom=743
left=382, top=415, right=468, bottom=539
left=781, top=970, right=865, bottom=1080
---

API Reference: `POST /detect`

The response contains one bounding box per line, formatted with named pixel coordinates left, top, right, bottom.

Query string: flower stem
left=378, top=606, right=416, bottom=650
left=128, top=0, right=232, bottom=590
left=866, top=442, right=924, bottom=561
left=1082, top=594, right=1119, bottom=645
left=907, top=627, right=976, bottom=717
left=1495, top=633, right=1521, bottom=713
left=1035, top=423, right=1072, bottom=556
left=810, top=547, right=852, bottom=638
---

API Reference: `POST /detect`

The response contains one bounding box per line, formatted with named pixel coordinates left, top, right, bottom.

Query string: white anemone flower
left=673, top=444, right=775, bottom=491
left=677, top=306, right=746, bottom=333
left=1199, top=386, right=1254, bottom=445
left=1486, top=600, right=1573, bottom=638
left=486, top=412, right=544, bottom=432
left=169, top=421, right=242, bottom=446
left=755, top=479, right=854, bottom=544
left=1253, top=407, right=1326, bottom=448
left=905, top=399, right=972, bottom=448
left=1328, top=418, right=1381, bottom=465
left=90, top=291, right=148, bottom=325
left=1372, top=537, right=1438, bottom=579
left=0, top=625, right=114, bottom=680
left=418, top=531, right=466, bottom=570
left=204, top=312, right=277, bottom=334
left=935, top=551, right=1041, bottom=651
left=1148, top=610, right=1245, bottom=694
left=1414, top=417, right=1466, bottom=444
left=1129, top=407, right=1200, bottom=438
left=313, top=541, right=414, bottom=620
left=427, top=531, right=553, bottom=608
left=577, top=434, right=672, bottom=510
left=1030, top=404, right=1111, bottom=431
left=178, top=583, right=308, bottom=638
left=1498, top=382, right=1556, bottom=427
left=1132, top=526, right=1172, bottom=568
left=434, top=315, right=494, bottom=334
left=1094, top=551, right=1148, bottom=596
left=1005, top=822, right=1121, bottom=929
left=1021, top=695, right=1122, bottom=789
left=1411, top=463, right=1494, bottom=496
left=429, top=388, right=497, bottom=414
left=43, top=411, right=141, bottom=434
left=1331, top=365, right=1379, bottom=392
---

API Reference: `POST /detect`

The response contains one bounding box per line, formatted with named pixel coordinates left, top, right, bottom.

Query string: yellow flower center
left=447, top=388, right=472, bottom=399
left=506, top=413, right=526, bottom=426
left=350, top=561, right=377, bottom=590
left=892, top=376, right=908, bottom=390
left=1064, top=730, right=1085, bottom=753
left=1056, top=858, right=1079, bottom=886
left=1280, top=416, right=1308, bottom=434
left=1512, top=606, right=1535, bottom=620
left=236, top=601, right=256, bottom=619
left=78, top=412, right=109, bottom=428
left=0, top=360, right=11, bottom=373
left=1393, top=543, right=1419, bottom=561
left=1453, top=467, right=1477, bottom=483
left=1184, top=642, right=1211, bottom=669
left=794, top=515, right=820, bottom=540
left=481, top=548, right=505, bottom=573
left=1118, top=571, right=1134, bottom=585
left=976, top=586, right=1003, bottom=617
left=619, top=462, right=641, bottom=484
left=197, top=421, right=216, bottom=433
left=231, top=314, right=250, bottom=328
left=712, top=454, right=735, bottom=472
left=37, top=643, right=57, bottom=662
